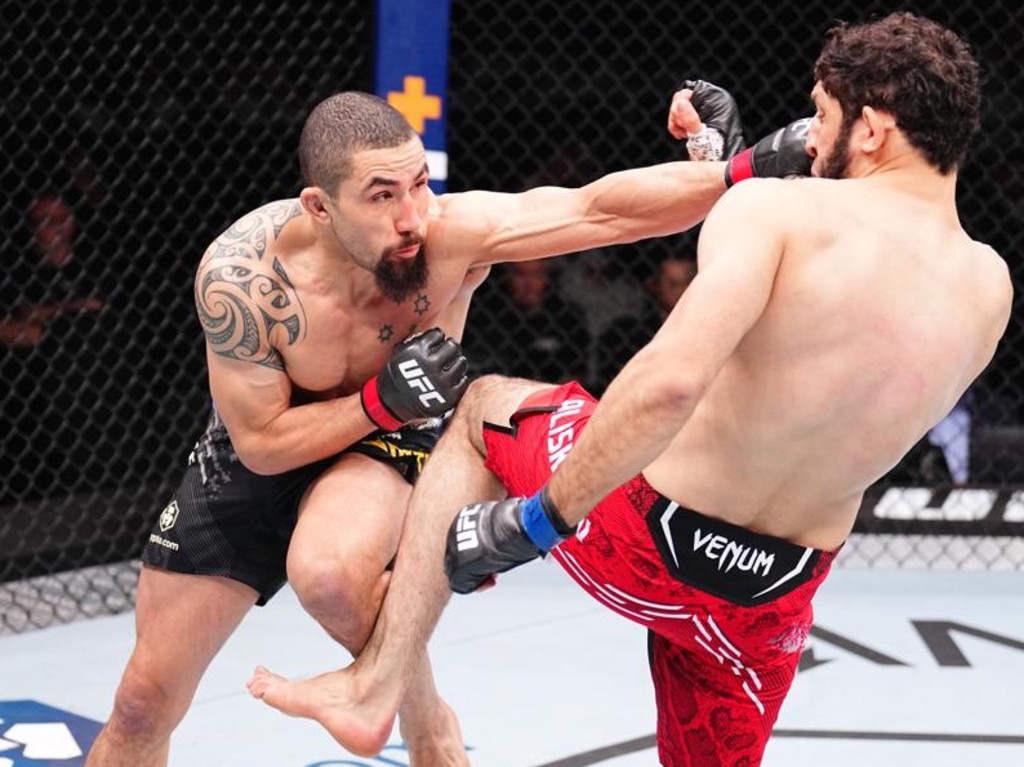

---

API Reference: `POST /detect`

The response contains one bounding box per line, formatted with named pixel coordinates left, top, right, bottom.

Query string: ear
left=299, top=187, right=333, bottom=224
left=859, top=106, right=897, bottom=154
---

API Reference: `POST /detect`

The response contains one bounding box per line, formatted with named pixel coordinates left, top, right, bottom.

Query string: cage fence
left=2, top=0, right=1022, bottom=633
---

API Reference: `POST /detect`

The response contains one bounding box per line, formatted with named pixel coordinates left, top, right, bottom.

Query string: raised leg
left=249, top=376, right=550, bottom=757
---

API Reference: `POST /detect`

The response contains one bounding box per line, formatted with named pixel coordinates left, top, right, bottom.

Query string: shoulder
left=196, top=200, right=306, bottom=295
left=701, top=178, right=816, bottom=250
left=200, top=199, right=304, bottom=267
left=970, top=241, right=1013, bottom=311
left=712, top=177, right=823, bottom=223
left=194, top=200, right=307, bottom=365
left=972, top=240, right=1010, bottom=273
left=427, top=189, right=505, bottom=260
left=223, top=199, right=303, bottom=238
left=724, top=176, right=819, bottom=199
left=431, top=189, right=502, bottom=230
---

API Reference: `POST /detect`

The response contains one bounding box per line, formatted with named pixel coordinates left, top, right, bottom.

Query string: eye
left=371, top=191, right=393, bottom=203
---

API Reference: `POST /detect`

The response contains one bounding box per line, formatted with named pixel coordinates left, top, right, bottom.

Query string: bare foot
left=403, top=698, right=470, bottom=767
left=247, top=665, right=396, bottom=757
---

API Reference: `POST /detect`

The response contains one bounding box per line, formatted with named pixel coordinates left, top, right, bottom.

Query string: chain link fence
left=2, top=0, right=1022, bottom=633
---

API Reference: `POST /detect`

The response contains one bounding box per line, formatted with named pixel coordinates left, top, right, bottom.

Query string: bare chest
left=280, top=283, right=462, bottom=398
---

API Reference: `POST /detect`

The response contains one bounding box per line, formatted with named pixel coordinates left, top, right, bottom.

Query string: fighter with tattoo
left=86, top=83, right=812, bottom=766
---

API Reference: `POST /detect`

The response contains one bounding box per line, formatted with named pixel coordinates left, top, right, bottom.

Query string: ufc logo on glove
left=454, top=505, right=481, bottom=551
left=360, top=329, right=469, bottom=432
left=397, top=359, right=446, bottom=408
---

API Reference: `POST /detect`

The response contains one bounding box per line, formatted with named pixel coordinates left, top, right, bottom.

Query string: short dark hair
left=813, top=12, right=981, bottom=174
left=298, top=92, right=417, bottom=193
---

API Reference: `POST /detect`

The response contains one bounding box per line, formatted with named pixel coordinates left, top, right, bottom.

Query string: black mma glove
left=360, top=328, right=469, bottom=432
left=445, top=487, right=576, bottom=595
left=678, top=79, right=746, bottom=160
left=724, top=117, right=813, bottom=187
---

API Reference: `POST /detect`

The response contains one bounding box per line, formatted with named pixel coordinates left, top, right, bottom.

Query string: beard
left=816, top=117, right=855, bottom=180
left=374, top=238, right=429, bottom=303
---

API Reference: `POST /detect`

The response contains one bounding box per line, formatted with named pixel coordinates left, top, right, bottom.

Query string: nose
left=395, top=192, right=423, bottom=235
left=805, top=118, right=820, bottom=158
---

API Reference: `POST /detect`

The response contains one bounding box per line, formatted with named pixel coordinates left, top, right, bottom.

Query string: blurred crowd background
left=2, top=0, right=1022, bottom=632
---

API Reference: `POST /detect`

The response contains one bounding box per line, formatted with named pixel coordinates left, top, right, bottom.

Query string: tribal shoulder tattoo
left=194, top=200, right=305, bottom=370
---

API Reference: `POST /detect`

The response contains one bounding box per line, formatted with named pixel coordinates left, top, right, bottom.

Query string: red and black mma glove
left=445, top=486, right=576, bottom=594
left=360, top=328, right=469, bottom=432
left=679, top=78, right=747, bottom=160
left=724, top=117, right=814, bottom=187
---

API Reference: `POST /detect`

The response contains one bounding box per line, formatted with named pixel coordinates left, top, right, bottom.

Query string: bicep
left=205, top=346, right=292, bottom=450
left=442, top=185, right=630, bottom=267
left=445, top=162, right=723, bottom=267
left=194, top=253, right=301, bottom=442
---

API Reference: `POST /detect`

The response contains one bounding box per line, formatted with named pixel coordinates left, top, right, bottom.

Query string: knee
left=460, top=375, right=505, bottom=411
left=289, top=556, right=385, bottom=649
left=106, top=670, right=181, bottom=740
left=289, top=549, right=374, bottom=609
left=451, top=374, right=510, bottom=428
left=291, top=559, right=357, bottom=612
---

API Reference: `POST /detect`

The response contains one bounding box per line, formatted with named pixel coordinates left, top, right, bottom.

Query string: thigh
left=460, top=375, right=561, bottom=436
left=143, top=412, right=316, bottom=605
left=289, top=452, right=412, bottom=578
left=480, top=380, right=599, bottom=495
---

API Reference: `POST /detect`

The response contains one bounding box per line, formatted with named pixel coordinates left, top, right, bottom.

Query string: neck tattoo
left=413, top=292, right=431, bottom=316
left=377, top=292, right=430, bottom=344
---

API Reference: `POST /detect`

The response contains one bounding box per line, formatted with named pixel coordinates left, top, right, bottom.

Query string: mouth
left=390, top=242, right=422, bottom=260
left=389, top=236, right=425, bottom=260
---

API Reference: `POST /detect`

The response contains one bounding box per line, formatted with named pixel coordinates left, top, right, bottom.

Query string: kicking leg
left=252, top=448, right=468, bottom=764
left=249, top=376, right=552, bottom=756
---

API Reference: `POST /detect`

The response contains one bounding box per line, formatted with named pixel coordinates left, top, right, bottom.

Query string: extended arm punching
left=442, top=82, right=806, bottom=271
left=667, top=83, right=813, bottom=184
left=445, top=180, right=794, bottom=593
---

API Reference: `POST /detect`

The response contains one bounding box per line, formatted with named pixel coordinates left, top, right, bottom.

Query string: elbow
left=232, top=435, right=280, bottom=476
left=625, top=350, right=708, bottom=417
left=237, top=452, right=278, bottom=477
left=646, top=372, right=706, bottom=417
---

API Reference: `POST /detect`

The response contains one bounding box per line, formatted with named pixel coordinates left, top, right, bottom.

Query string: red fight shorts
left=483, top=381, right=840, bottom=767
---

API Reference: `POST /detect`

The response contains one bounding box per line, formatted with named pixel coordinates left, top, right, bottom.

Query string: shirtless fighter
left=246, top=13, right=1011, bottom=767
left=87, top=81, right=809, bottom=766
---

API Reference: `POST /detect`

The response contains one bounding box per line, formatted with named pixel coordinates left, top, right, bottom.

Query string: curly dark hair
left=298, top=92, right=417, bottom=194
left=813, top=12, right=981, bottom=174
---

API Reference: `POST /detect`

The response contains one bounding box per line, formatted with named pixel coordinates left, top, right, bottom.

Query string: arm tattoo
left=195, top=200, right=306, bottom=370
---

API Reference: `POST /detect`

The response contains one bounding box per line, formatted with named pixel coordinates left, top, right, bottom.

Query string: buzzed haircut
left=813, top=12, right=981, bottom=174
left=298, top=91, right=417, bottom=194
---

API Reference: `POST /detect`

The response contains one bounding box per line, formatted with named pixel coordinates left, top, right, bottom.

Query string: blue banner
left=375, top=0, right=452, bottom=192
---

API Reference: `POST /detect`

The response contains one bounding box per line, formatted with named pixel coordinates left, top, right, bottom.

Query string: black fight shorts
left=141, top=406, right=439, bottom=604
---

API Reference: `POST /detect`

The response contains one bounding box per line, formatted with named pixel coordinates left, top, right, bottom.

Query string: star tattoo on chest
left=378, top=324, right=395, bottom=343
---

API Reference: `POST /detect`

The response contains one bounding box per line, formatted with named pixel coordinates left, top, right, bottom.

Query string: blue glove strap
left=520, top=491, right=565, bottom=553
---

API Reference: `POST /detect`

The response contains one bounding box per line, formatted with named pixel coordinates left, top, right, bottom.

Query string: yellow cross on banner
left=387, top=76, right=442, bottom=134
